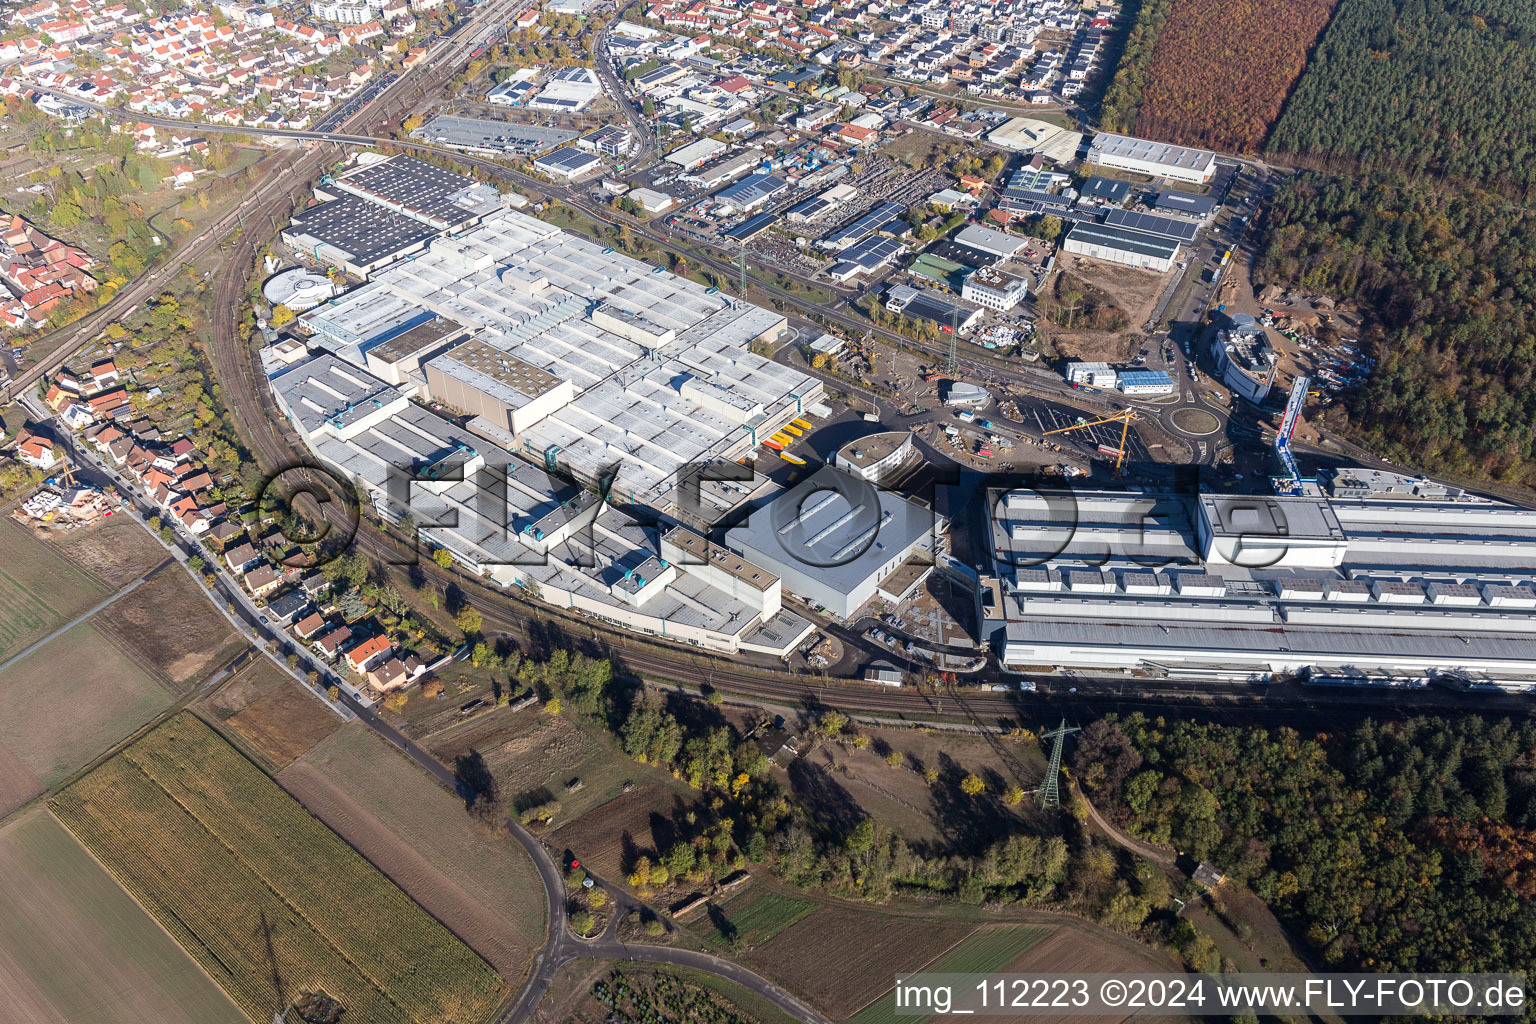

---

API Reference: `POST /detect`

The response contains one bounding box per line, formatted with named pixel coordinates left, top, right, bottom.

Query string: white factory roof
left=727, top=465, right=944, bottom=599
left=408, top=467, right=806, bottom=644
left=955, top=223, right=1027, bottom=258
left=985, top=117, right=1083, bottom=163
left=1088, top=132, right=1216, bottom=174
left=666, top=137, right=728, bottom=167
left=989, top=485, right=1536, bottom=681
left=312, top=399, right=482, bottom=491
left=299, top=209, right=816, bottom=508
left=271, top=352, right=405, bottom=436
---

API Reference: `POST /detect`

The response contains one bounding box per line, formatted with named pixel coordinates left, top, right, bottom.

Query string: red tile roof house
left=178, top=469, right=213, bottom=493
left=344, top=633, right=393, bottom=676
left=141, top=465, right=177, bottom=492
left=88, top=358, right=119, bottom=389
left=169, top=494, right=209, bottom=534
left=85, top=387, right=130, bottom=417
left=86, top=423, right=124, bottom=448
left=13, top=430, right=58, bottom=469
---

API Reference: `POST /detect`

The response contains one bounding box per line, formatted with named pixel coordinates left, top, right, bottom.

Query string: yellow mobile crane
left=1043, top=407, right=1139, bottom=472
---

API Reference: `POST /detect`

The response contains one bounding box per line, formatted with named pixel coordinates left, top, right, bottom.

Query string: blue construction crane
left=1270, top=375, right=1309, bottom=495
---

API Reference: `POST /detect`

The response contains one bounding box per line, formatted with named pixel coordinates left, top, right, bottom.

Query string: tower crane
left=1042, top=407, right=1139, bottom=472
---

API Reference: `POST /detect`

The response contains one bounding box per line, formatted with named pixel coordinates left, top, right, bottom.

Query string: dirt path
left=1072, top=781, right=1178, bottom=869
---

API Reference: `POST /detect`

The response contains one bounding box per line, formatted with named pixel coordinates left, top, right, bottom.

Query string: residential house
left=344, top=633, right=393, bottom=675
left=245, top=564, right=282, bottom=598
left=88, top=359, right=119, bottom=389
left=209, top=520, right=245, bottom=545
left=265, top=588, right=310, bottom=625
left=316, top=624, right=353, bottom=659
left=168, top=494, right=209, bottom=533
left=293, top=611, right=328, bottom=640
left=13, top=431, right=58, bottom=469
left=299, top=571, right=330, bottom=599
left=368, top=654, right=426, bottom=691
left=224, top=541, right=260, bottom=573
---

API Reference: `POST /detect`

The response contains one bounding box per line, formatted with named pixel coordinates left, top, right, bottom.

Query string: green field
left=51, top=714, right=508, bottom=1024
left=0, top=521, right=108, bottom=663
left=849, top=925, right=1051, bottom=1024
left=700, top=891, right=817, bottom=948
left=0, top=809, right=247, bottom=1024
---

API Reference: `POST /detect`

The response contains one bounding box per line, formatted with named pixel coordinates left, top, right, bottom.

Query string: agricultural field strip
left=0, top=565, right=77, bottom=654
left=124, top=751, right=408, bottom=1002
left=849, top=925, right=1053, bottom=1024
left=704, top=893, right=816, bottom=946
left=122, top=725, right=503, bottom=1002
left=53, top=755, right=394, bottom=1023
left=52, top=718, right=504, bottom=1024
left=922, top=926, right=1052, bottom=974
left=0, top=810, right=248, bottom=1024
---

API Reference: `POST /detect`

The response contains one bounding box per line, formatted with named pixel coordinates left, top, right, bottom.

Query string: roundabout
left=1170, top=406, right=1222, bottom=435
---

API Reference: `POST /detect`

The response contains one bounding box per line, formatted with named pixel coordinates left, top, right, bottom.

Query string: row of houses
left=631, top=0, right=1108, bottom=100
left=0, top=215, right=97, bottom=331
left=2, top=3, right=409, bottom=130
left=215, top=529, right=430, bottom=692
left=87, top=421, right=227, bottom=534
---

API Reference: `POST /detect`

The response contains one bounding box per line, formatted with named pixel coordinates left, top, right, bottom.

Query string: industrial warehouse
left=280, top=154, right=506, bottom=276
left=984, top=479, right=1536, bottom=687
left=266, top=158, right=826, bottom=654
left=1086, top=132, right=1218, bottom=185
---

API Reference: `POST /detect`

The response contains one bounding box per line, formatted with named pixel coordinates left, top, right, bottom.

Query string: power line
left=1037, top=719, right=1080, bottom=809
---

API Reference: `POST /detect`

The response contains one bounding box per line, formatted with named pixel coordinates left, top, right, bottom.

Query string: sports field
left=0, top=521, right=108, bottom=664
left=280, top=723, right=546, bottom=980
left=0, top=808, right=247, bottom=1024
left=51, top=715, right=508, bottom=1024
left=0, top=621, right=173, bottom=815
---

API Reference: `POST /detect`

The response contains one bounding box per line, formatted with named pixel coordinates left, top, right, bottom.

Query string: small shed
left=1192, top=862, right=1226, bottom=891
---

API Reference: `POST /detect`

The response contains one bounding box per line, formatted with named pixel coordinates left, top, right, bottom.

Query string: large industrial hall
left=267, top=156, right=821, bottom=656
left=984, top=476, right=1536, bottom=686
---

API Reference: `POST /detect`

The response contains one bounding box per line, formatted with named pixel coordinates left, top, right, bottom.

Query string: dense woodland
left=1129, top=0, right=1336, bottom=152
left=1098, top=0, right=1332, bottom=152
left=1256, top=171, right=1536, bottom=484
left=1097, top=0, right=1170, bottom=134
left=1078, top=714, right=1536, bottom=973
left=1268, top=0, right=1536, bottom=197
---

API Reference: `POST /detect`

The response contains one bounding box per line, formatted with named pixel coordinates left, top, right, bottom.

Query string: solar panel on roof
left=1102, top=208, right=1200, bottom=242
